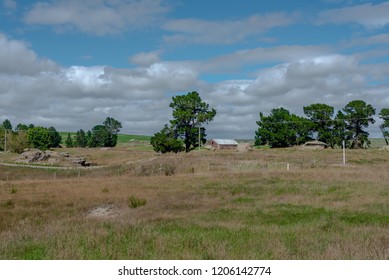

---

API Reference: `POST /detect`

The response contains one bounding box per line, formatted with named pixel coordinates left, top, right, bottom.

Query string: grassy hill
left=59, top=132, right=151, bottom=145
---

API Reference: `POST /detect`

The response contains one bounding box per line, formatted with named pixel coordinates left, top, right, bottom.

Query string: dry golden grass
left=1, top=145, right=389, bottom=259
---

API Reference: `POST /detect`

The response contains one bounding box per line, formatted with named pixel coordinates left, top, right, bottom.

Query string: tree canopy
left=342, top=100, right=375, bottom=148
left=85, top=117, right=122, bottom=148
left=303, top=103, right=334, bottom=147
left=256, top=100, right=380, bottom=149
left=151, top=91, right=216, bottom=153
left=150, top=125, right=184, bottom=153
left=255, top=107, right=312, bottom=148
left=26, top=126, right=61, bottom=150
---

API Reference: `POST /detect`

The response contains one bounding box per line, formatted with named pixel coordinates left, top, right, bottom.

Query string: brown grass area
left=1, top=145, right=389, bottom=259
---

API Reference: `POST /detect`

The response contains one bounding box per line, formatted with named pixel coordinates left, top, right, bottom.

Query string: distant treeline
left=255, top=100, right=389, bottom=148
left=0, top=117, right=122, bottom=153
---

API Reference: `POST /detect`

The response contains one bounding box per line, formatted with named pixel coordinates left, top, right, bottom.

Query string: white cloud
left=318, top=1, right=389, bottom=29
left=0, top=33, right=58, bottom=75
left=24, top=0, right=168, bottom=35
left=205, top=54, right=382, bottom=138
left=1, top=34, right=388, bottom=138
left=202, top=45, right=332, bottom=74
left=163, top=12, right=296, bottom=44
left=0, top=34, right=199, bottom=133
left=129, top=50, right=162, bottom=66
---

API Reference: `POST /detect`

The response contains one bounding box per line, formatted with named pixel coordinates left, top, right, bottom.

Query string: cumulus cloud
left=24, top=0, right=169, bottom=35
left=202, top=45, right=332, bottom=73
left=0, top=34, right=199, bottom=133
left=206, top=54, right=381, bottom=139
left=163, top=12, right=296, bottom=44
left=1, top=33, right=388, bottom=138
left=0, top=33, right=58, bottom=75
left=317, top=1, right=389, bottom=29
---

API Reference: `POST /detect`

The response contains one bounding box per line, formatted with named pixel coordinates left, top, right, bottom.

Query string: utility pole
left=4, top=129, right=7, bottom=153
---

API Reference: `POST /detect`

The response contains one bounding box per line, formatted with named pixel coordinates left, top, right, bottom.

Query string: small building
left=209, top=139, right=238, bottom=149
left=302, top=140, right=328, bottom=150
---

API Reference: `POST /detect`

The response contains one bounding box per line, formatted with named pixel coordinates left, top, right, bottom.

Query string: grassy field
left=59, top=132, right=151, bottom=145
left=1, top=142, right=389, bottom=260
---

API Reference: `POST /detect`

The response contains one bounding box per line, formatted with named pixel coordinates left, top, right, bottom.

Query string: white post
left=342, top=140, right=346, bottom=166
left=287, top=163, right=290, bottom=171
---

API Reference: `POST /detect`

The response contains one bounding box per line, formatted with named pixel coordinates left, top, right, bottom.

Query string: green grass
left=59, top=132, right=151, bottom=145
left=117, top=134, right=151, bottom=143
left=1, top=146, right=389, bottom=259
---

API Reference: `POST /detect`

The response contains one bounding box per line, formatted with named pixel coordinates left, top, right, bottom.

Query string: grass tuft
left=128, top=195, right=147, bottom=208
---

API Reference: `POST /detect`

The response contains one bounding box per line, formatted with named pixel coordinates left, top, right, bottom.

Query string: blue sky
left=1, top=0, right=389, bottom=139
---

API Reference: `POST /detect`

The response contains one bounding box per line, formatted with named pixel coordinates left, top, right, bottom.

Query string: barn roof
left=212, top=139, right=238, bottom=145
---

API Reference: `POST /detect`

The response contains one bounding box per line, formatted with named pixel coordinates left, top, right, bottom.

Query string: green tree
left=150, top=125, right=184, bottom=153
left=2, top=119, right=12, bottom=130
left=103, top=117, right=122, bottom=147
left=75, top=129, right=88, bottom=147
left=292, top=114, right=314, bottom=145
left=86, top=118, right=122, bottom=148
left=332, top=110, right=352, bottom=148
left=255, top=107, right=312, bottom=148
left=169, top=91, right=216, bottom=152
left=9, top=131, right=29, bottom=153
left=65, top=133, right=74, bottom=148
left=379, top=108, right=389, bottom=145
left=15, top=123, right=29, bottom=132
left=26, top=126, right=61, bottom=150
left=48, top=127, right=62, bottom=148
left=26, top=126, right=51, bottom=150
left=303, top=103, right=335, bottom=147
left=88, top=125, right=113, bottom=147
left=342, top=100, right=375, bottom=148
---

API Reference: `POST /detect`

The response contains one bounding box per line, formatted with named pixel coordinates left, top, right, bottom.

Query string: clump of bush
left=161, top=164, right=176, bottom=176
left=137, top=163, right=176, bottom=176
left=128, top=195, right=147, bottom=208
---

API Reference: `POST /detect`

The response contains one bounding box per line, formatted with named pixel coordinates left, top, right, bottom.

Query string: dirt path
left=0, top=162, right=105, bottom=170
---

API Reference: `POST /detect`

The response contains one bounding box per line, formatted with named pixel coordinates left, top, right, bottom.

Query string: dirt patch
left=86, top=205, right=120, bottom=218
left=237, top=143, right=253, bottom=152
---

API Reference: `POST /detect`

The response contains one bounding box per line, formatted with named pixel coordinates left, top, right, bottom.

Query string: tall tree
left=75, top=129, right=88, bottom=147
left=2, top=119, right=12, bottom=130
left=88, top=125, right=110, bottom=147
left=332, top=110, right=352, bottom=148
left=169, top=91, right=216, bottom=152
left=65, top=133, right=74, bottom=148
left=26, top=126, right=51, bottom=150
left=342, top=100, right=375, bottom=148
left=255, top=107, right=312, bottom=148
left=379, top=108, right=389, bottom=145
left=48, top=127, right=62, bottom=148
left=103, top=117, right=122, bottom=147
left=303, top=103, right=334, bottom=147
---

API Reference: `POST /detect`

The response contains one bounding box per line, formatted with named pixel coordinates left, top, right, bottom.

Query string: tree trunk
left=185, top=131, right=190, bottom=152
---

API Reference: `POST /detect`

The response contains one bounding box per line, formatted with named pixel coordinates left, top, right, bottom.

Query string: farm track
left=0, top=162, right=106, bottom=170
